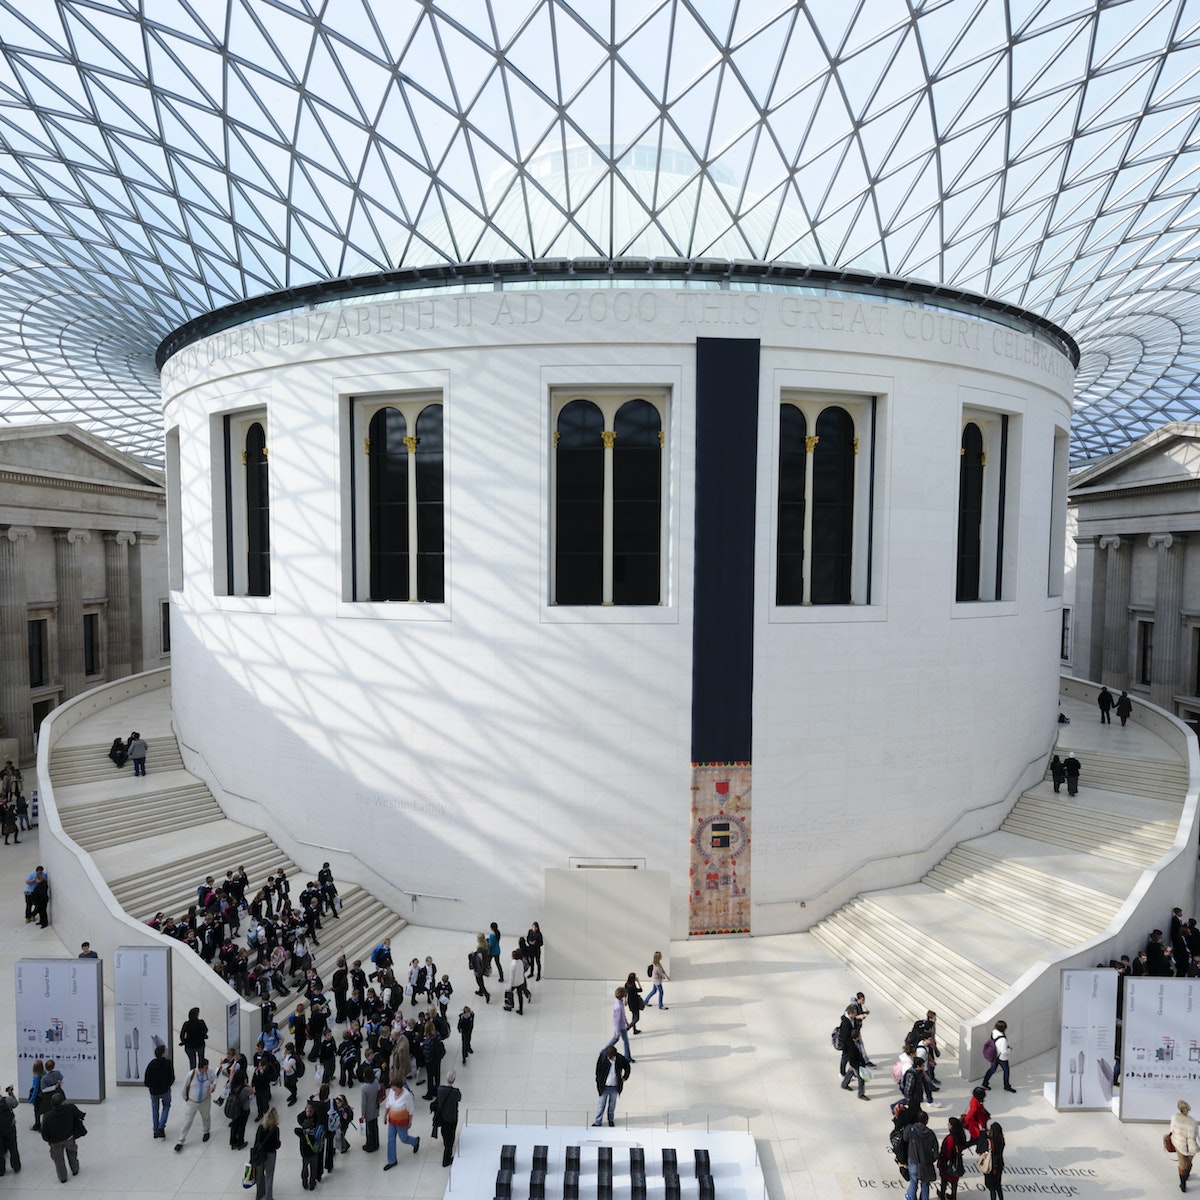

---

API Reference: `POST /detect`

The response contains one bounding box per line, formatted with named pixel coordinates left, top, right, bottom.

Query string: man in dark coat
left=1063, top=752, right=1081, bottom=796
left=593, top=1045, right=631, bottom=1127
left=143, top=1043, right=176, bottom=1138
left=40, top=1092, right=84, bottom=1182
left=0, top=1084, right=20, bottom=1174
left=432, top=1071, right=461, bottom=1167
left=1097, top=686, right=1114, bottom=723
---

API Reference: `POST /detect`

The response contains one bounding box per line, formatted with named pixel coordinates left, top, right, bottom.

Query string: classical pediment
left=0, top=424, right=162, bottom=490
left=1070, top=422, right=1200, bottom=497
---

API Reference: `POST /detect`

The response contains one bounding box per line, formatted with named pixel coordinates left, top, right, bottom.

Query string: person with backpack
left=469, top=943, right=490, bottom=1003
left=936, top=1116, right=967, bottom=1200
left=840, top=1028, right=870, bottom=1100
left=295, top=1100, right=325, bottom=1190
left=837, top=1004, right=861, bottom=1078
left=981, top=1020, right=1016, bottom=1093
left=645, top=951, right=670, bottom=1009
left=226, top=1068, right=252, bottom=1150
left=902, top=1111, right=939, bottom=1200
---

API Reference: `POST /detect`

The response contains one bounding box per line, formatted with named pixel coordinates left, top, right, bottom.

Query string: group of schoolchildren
left=0, top=761, right=29, bottom=845
left=147, top=863, right=342, bottom=1003
left=836, top=997, right=1008, bottom=1200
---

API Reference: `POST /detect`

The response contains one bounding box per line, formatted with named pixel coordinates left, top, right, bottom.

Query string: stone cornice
left=0, top=466, right=164, bottom=503
left=1071, top=478, right=1197, bottom=503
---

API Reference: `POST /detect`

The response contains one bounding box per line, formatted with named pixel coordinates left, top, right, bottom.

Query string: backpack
left=831, top=1026, right=843, bottom=1051
left=371, top=943, right=388, bottom=965
left=467, top=951, right=479, bottom=973
left=294, top=1057, right=306, bottom=1079
left=982, top=1037, right=997, bottom=1063
left=891, top=1060, right=904, bottom=1084
left=888, top=1125, right=906, bottom=1163
left=647, top=964, right=654, bottom=976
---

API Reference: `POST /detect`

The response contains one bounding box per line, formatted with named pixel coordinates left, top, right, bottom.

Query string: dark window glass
left=555, top=400, right=604, bottom=604
left=369, top=408, right=409, bottom=600
left=1139, top=620, right=1154, bottom=685
left=28, top=619, right=47, bottom=688
left=811, top=407, right=854, bottom=604
left=161, top=601, right=171, bottom=654
left=414, top=404, right=444, bottom=603
left=612, top=399, right=661, bottom=605
left=83, top=612, right=99, bottom=675
left=956, top=422, right=984, bottom=601
left=776, top=405, right=807, bottom=605
left=245, top=422, right=271, bottom=596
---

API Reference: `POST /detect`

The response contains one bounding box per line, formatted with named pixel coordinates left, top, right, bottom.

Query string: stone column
left=1099, top=535, right=1132, bottom=687
left=0, top=527, right=36, bottom=755
left=103, top=531, right=136, bottom=680
left=1149, top=533, right=1186, bottom=712
left=54, top=528, right=90, bottom=702
left=1071, top=535, right=1100, bottom=681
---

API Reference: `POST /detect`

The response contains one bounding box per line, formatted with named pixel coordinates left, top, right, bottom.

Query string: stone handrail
left=35, top=668, right=262, bottom=1055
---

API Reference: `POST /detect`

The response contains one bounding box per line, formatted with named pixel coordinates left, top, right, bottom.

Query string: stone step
left=1046, top=751, right=1187, bottom=802
left=61, top=799, right=223, bottom=850
left=923, top=842, right=1124, bottom=945
left=1002, top=795, right=1176, bottom=865
left=50, top=739, right=185, bottom=782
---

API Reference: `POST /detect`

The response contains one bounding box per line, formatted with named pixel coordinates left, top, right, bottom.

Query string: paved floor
left=6, top=694, right=1192, bottom=1197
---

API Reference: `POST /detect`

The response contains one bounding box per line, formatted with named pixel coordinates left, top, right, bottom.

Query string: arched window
left=414, top=404, right=444, bottom=603
left=776, top=398, right=866, bottom=606
left=776, top=405, right=807, bottom=605
left=353, top=395, right=445, bottom=603
left=554, top=399, right=605, bottom=604
left=811, top=406, right=855, bottom=604
left=245, top=421, right=270, bottom=597
left=612, top=399, right=662, bottom=605
left=957, top=422, right=984, bottom=601
left=553, top=392, right=666, bottom=606
left=368, top=407, right=409, bottom=600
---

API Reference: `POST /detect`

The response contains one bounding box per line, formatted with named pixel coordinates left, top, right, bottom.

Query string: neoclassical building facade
left=162, top=274, right=1074, bottom=937
left=0, top=425, right=168, bottom=758
left=1066, top=422, right=1200, bottom=727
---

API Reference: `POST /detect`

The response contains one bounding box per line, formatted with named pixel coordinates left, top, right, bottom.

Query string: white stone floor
left=7, top=691, right=1193, bottom=1197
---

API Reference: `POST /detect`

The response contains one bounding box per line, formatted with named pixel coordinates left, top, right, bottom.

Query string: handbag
left=1165, top=1132, right=1177, bottom=1155
left=72, top=1111, right=87, bottom=1139
left=977, top=1150, right=992, bottom=1174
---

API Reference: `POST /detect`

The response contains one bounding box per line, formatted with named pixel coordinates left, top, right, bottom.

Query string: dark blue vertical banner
left=691, top=337, right=759, bottom=764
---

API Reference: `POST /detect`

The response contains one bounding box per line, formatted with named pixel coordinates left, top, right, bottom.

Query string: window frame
left=773, top=391, right=875, bottom=608
left=212, top=406, right=271, bottom=599
left=549, top=388, right=668, bottom=608
left=348, top=390, right=445, bottom=604
left=956, top=406, right=1013, bottom=604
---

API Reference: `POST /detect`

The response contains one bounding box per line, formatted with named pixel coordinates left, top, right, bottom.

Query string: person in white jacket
left=981, top=1020, right=1015, bottom=1093
left=1171, top=1099, right=1199, bottom=1192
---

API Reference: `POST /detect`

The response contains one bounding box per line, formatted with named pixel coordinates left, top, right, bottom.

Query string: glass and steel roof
left=0, top=0, right=1198, bottom=465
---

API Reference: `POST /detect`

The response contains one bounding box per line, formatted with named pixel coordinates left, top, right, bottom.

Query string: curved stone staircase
left=810, top=725, right=1188, bottom=1069
left=48, top=736, right=408, bottom=1029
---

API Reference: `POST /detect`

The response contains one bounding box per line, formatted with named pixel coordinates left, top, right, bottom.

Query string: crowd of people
left=836, top=995, right=1009, bottom=1200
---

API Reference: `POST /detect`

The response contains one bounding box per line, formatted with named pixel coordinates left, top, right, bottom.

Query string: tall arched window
left=957, top=422, right=984, bottom=601
left=552, top=391, right=666, bottom=606
left=245, top=421, right=270, bottom=597
left=776, top=398, right=866, bottom=606
left=554, top=399, right=605, bottom=605
left=414, top=404, right=444, bottom=603
left=811, top=406, right=855, bottom=604
left=368, top=407, right=409, bottom=600
left=353, top=395, right=445, bottom=603
left=776, top=405, right=807, bottom=605
left=612, top=399, right=662, bottom=605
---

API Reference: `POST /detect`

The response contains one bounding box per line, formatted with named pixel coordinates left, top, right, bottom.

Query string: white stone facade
left=0, top=425, right=168, bottom=757
left=162, top=286, right=1073, bottom=936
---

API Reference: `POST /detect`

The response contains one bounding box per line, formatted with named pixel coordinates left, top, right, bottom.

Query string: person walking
left=980, top=1123, right=1005, bottom=1200
left=527, top=921, right=544, bottom=980
left=625, top=972, right=645, bottom=1034
left=433, top=1070, right=461, bottom=1167
left=645, top=950, right=670, bottom=1009
left=470, top=939, right=490, bottom=1003
left=382, top=1080, right=419, bottom=1169
left=509, top=949, right=528, bottom=1015
left=251, top=1108, right=281, bottom=1200
left=1063, top=752, right=1081, bottom=796
left=174, top=1058, right=214, bottom=1150
left=358, top=1062, right=380, bottom=1153
left=1049, top=755, right=1065, bottom=794
left=935, top=1116, right=967, bottom=1200
left=0, top=1085, right=20, bottom=1175
left=128, top=731, right=148, bottom=775
left=1171, top=1099, right=1199, bottom=1192
left=840, top=1029, right=870, bottom=1100
left=179, top=1007, right=208, bottom=1069
left=902, top=1110, right=939, bottom=1200
left=40, top=1093, right=83, bottom=1183
left=457, top=1006, right=475, bottom=1060
left=606, top=987, right=634, bottom=1062
left=981, top=1021, right=1016, bottom=1093
left=486, top=923, right=504, bottom=982
left=1097, top=686, right=1114, bottom=724
left=1116, top=690, right=1134, bottom=726
left=593, top=1045, right=631, bottom=1127
left=143, top=1043, right=175, bottom=1139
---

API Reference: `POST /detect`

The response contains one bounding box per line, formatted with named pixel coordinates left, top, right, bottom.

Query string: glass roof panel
left=0, top=0, right=1198, bottom=463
